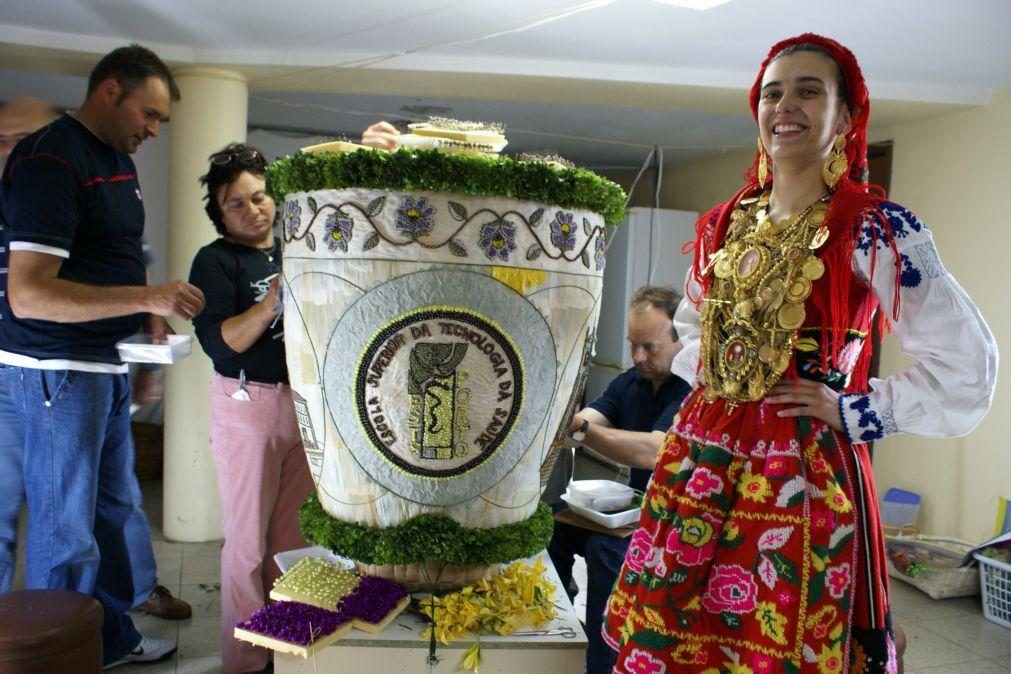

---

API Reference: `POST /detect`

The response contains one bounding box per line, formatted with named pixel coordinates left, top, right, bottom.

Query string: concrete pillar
left=163, top=68, right=248, bottom=541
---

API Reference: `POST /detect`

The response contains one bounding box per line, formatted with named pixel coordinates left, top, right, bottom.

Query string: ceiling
left=2, top=0, right=1010, bottom=169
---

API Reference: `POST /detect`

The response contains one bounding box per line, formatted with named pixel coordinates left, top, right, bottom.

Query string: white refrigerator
left=586, top=206, right=698, bottom=403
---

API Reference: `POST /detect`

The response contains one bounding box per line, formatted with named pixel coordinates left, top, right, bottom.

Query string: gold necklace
left=699, top=191, right=831, bottom=404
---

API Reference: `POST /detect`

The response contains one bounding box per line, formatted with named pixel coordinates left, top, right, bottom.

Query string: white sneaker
left=104, top=635, right=177, bottom=669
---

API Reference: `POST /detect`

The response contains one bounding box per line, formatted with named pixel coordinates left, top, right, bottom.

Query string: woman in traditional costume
left=603, top=34, right=997, bottom=674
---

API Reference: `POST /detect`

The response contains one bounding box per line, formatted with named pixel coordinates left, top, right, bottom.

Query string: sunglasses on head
left=210, top=148, right=262, bottom=166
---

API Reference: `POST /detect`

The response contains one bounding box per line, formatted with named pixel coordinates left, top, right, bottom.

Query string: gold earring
left=822, top=134, right=848, bottom=190
left=757, top=137, right=769, bottom=189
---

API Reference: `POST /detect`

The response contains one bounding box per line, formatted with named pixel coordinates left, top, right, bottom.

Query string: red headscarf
left=747, top=33, right=871, bottom=190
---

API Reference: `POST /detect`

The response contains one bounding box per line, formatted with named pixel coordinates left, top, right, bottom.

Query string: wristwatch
left=571, top=418, right=590, bottom=443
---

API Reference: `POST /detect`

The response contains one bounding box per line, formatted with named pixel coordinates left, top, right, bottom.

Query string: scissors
left=511, top=625, right=578, bottom=638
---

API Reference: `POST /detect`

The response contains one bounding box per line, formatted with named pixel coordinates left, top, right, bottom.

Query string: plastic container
left=886, top=534, right=979, bottom=599
left=880, top=487, right=921, bottom=535
left=975, top=552, right=1011, bottom=629
left=560, top=493, right=638, bottom=529
left=565, top=480, right=634, bottom=512
left=115, top=334, right=192, bottom=364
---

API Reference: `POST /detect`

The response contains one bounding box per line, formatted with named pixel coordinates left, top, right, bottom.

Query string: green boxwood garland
left=299, top=492, right=555, bottom=566
left=266, top=148, right=627, bottom=227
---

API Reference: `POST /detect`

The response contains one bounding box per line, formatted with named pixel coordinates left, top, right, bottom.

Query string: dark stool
left=0, top=590, right=103, bottom=674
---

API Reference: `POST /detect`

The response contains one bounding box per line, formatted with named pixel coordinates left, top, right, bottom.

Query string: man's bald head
left=0, top=97, right=61, bottom=166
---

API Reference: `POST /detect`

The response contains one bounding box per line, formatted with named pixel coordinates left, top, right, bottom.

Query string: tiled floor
left=12, top=474, right=1011, bottom=672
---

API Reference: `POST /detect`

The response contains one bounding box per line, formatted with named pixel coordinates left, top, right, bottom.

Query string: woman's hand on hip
left=766, top=378, right=843, bottom=431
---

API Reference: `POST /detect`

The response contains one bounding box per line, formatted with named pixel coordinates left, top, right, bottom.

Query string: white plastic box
left=565, top=480, right=634, bottom=512
left=880, top=487, right=921, bottom=534
left=115, top=334, right=192, bottom=364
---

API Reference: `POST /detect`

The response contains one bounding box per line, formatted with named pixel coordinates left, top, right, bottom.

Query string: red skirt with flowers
left=603, top=388, right=897, bottom=674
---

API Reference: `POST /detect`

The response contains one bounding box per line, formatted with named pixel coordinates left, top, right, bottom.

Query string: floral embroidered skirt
left=603, top=389, right=897, bottom=674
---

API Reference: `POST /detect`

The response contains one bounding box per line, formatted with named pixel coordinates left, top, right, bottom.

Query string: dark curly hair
left=199, top=143, right=269, bottom=236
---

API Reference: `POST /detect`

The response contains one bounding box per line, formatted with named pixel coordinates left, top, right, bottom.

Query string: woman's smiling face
left=757, top=50, right=851, bottom=171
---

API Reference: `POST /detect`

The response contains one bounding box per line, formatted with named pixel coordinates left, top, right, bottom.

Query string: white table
left=276, top=552, right=587, bottom=673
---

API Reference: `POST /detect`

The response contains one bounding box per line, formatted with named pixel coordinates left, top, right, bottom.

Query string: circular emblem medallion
left=355, top=307, right=522, bottom=479
left=321, top=269, right=556, bottom=506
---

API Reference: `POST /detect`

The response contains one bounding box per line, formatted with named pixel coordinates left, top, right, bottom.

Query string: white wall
left=873, top=87, right=1011, bottom=543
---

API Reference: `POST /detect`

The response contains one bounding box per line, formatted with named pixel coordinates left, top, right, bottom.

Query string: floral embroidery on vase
left=395, top=196, right=437, bottom=239
left=282, top=200, right=302, bottom=236
left=549, top=211, right=577, bottom=251
left=478, top=217, right=517, bottom=261
left=323, top=211, right=353, bottom=252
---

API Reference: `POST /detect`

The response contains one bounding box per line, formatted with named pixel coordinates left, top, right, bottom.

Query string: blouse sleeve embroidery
left=842, top=202, right=998, bottom=441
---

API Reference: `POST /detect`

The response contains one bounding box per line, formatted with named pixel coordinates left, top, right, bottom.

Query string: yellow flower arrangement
left=420, top=558, right=557, bottom=672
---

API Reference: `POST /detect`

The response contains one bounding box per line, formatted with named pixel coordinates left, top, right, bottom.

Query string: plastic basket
left=975, top=552, right=1011, bottom=629
left=886, top=534, right=979, bottom=599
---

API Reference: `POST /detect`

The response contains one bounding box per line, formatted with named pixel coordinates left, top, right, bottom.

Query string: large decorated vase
left=267, top=146, right=624, bottom=589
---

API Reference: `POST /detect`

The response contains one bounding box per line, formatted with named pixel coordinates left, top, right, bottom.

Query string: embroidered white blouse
left=671, top=200, right=998, bottom=443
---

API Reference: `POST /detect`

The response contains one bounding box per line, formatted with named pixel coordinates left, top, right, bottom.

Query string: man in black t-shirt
left=549, top=286, right=690, bottom=674
left=0, top=45, right=204, bottom=668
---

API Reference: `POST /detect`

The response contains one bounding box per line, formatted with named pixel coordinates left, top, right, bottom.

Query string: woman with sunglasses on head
left=602, top=35, right=996, bottom=673
left=188, top=124, right=399, bottom=674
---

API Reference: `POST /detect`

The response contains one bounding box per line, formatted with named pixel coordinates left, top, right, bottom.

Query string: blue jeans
left=8, top=366, right=142, bottom=664
left=548, top=519, right=628, bottom=674
left=0, top=364, right=157, bottom=605
left=0, top=364, right=24, bottom=593
left=124, top=471, right=157, bottom=608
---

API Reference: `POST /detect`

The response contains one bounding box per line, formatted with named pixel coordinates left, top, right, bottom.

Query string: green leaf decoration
left=363, top=231, right=380, bottom=251
left=630, top=629, right=679, bottom=650
left=366, top=196, right=386, bottom=217
left=306, top=232, right=316, bottom=252
left=582, top=216, right=592, bottom=236
left=809, top=570, right=825, bottom=605
left=580, top=250, right=590, bottom=268
left=720, top=611, right=743, bottom=630
left=721, top=533, right=744, bottom=550
left=529, top=208, right=544, bottom=226
left=300, top=492, right=553, bottom=566
left=643, top=574, right=665, bottom=591
left=829, top=529, right=854, bottom=557
left=307, top=196, right=318, bottom=214
left=265, top=148, right=627, bottom=227
left=786, top=489, right=805, bottom=509
left=785, top=661, right=801, bottom=674
left=696, top=446, right=734, bottom=468
left=767, top=552, right=799, bottom=583
left=448, top=239, right=468, bottom=257
left=526, top=243, right=543, bottom=261
left=796, top=415, right=812, bottom=437
left=668, top=569, right=688, bottom=585
left=448, top=200, right=468, bottom=221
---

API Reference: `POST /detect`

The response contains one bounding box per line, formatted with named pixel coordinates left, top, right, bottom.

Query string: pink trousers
left=209, top=373, right=314, bottom=674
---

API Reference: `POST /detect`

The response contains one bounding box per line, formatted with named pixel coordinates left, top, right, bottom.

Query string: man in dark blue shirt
left=549, top=285, right=690, bottom=674
left=0, top=45, right=204, bottom=668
